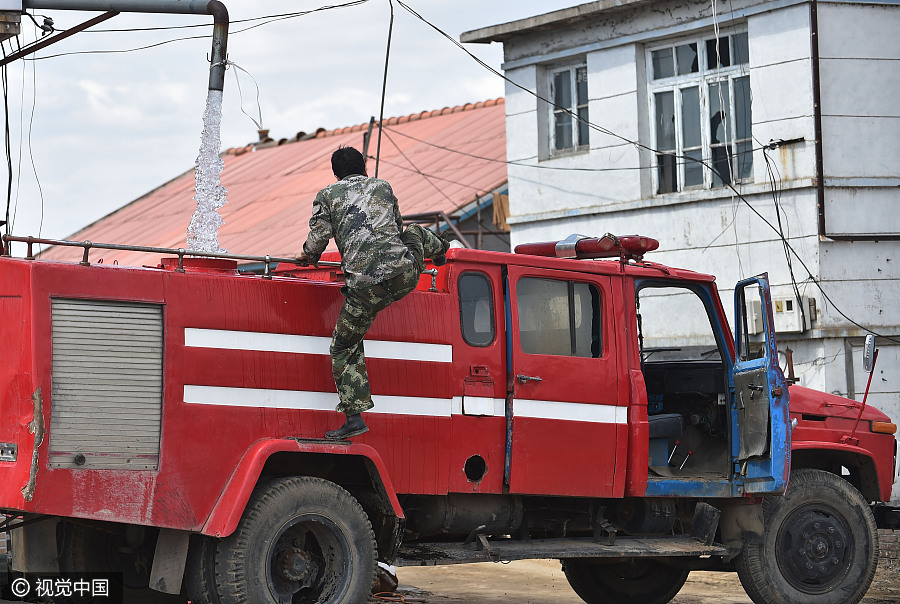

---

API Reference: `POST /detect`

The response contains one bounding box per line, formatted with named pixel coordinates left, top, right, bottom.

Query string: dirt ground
left=384, top=557, right=900, bottom=603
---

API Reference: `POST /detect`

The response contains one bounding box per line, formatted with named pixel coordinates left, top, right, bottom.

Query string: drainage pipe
left=22, top=0, right=229, bottom=91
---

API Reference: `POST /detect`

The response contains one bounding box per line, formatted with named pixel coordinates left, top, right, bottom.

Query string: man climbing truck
left=0, top=232, right=896, bottom=604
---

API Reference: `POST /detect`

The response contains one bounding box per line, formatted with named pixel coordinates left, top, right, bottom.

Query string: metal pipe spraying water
left=22, top=0, right=230, bottom=92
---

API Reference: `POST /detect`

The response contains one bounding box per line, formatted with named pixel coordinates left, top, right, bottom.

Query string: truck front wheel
left=735, top=468, right=878, bottom=604
left=213, top=476, right=377, bottom=604
left=561, top=558, right=689, bottom=604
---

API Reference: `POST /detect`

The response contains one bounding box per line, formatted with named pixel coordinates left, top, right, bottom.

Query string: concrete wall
left=818, top=2, right=900, bottom=237
left=498, top=0, right=900, bottom=498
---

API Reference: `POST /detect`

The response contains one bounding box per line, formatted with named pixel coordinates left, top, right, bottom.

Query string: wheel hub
left=777, top=506, right=852, bottom=593
left=277, top=548, right=314, bottom=582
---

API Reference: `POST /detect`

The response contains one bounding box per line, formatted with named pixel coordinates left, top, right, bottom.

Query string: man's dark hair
left=331, top=146, right=367, bottom=179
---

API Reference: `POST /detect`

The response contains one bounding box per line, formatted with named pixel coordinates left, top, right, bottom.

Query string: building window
left=649, top=32, right=751, bottom=194
left=516, top=277, right=601, bottom=358
left=549, top=64, right=589, bottom=153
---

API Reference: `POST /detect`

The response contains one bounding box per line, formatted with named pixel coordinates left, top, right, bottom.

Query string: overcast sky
left=0, top=0, right=576, bottom=244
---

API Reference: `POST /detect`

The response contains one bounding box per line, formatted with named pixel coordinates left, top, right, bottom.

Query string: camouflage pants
left=331, top=225, right=445, bottom=415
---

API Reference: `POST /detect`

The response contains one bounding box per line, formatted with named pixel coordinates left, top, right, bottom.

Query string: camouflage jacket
left=303, top=175, right=414, bottom=288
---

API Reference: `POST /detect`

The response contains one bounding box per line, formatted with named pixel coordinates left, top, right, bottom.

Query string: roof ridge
left=226, top=98, right=504, bottom=152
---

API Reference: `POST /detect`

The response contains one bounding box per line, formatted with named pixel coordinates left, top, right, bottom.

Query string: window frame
left=457, top=271, right=496, bottom=348
left=515, top=276, right=602, bottom=359
left=547, top=62, right=590, bottom=156
left=647, top=30, right=752, bottom=194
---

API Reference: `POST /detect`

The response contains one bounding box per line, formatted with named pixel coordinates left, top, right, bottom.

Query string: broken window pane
left=676, top=43, right=698, bottom=75
left=652, top=48, right=675, bottom=79
left=706, top=37, right=731, bottom=70
left=708, top=82, right=730, bottom=146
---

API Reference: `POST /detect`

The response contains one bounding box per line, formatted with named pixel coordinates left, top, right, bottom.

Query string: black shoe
left=325, top=414, right=369, bottom=440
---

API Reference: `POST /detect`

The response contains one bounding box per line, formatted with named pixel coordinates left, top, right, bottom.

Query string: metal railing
left=1, top=234, right=439, bottom=289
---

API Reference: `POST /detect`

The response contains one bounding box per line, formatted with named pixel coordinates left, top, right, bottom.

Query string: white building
left=463, top=0, right=900, bottom=497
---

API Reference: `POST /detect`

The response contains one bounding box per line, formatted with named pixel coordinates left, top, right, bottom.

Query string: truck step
left=396, top=535, right=732, bottom=566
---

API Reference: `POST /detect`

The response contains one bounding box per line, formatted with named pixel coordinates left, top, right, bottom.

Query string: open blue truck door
left=732, top=274, right=791, bottom=495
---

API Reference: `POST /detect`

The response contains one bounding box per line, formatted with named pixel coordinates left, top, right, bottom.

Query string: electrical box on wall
left=773, top=296, right=811, bottom=333
left=745, top=296, right=816, bottom=335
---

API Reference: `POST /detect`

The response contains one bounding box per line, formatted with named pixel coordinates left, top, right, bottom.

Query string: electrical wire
left=382, top=128, right=457, bottom=206
left=374, top=0, right=394, bottom=178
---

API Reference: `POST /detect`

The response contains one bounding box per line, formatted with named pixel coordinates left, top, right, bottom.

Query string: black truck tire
left=214, top=476, right=377, bottom=604
left=561, top=558, right=690, bottom=604
left=735, top=468, right=878, bottom=604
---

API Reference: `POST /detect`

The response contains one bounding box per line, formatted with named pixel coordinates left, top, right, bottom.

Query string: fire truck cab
left=0, top=234, right=894, bottom=604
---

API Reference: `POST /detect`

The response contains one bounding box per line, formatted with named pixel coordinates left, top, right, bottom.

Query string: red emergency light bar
left=514, top=233, right=660, bottom=261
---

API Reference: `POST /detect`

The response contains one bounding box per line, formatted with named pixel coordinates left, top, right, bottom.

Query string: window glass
left=554, top=70, right=572, bottom=108
left=652, top=48, right=675, bottom=79
left=517, top=278, right=601, bottom=358
left=649, top=30, right=752, bottom=193
left=706, top=36, right=731, bottom=69
left=732, top=32, right=749, bottom=65
left=681, top=87, right=703, bottom=187
left=655, top=91, right=677, bottom=194
left=550, top=65, right=589, bottom=152
left=637, top=285, right=719, bottom=361
left=676, top=43, right=698, bottom=75
left=459, top=273, right=495, bottom=347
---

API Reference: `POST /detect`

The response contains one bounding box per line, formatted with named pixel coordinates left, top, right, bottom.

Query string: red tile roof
left=40, top=98, right=507, bottom=266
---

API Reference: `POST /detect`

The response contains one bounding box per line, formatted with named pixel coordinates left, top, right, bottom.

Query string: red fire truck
left=0, top=233, right=896, bottom=604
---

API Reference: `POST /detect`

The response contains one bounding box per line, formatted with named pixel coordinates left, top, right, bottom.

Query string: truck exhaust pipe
left=22, top=0, right=229, bottom=92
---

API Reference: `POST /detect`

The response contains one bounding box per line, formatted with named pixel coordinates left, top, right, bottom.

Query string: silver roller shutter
left=48, top=299, right=163, bottom=470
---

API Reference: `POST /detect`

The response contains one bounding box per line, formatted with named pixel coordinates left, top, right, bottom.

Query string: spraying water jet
left=20, top=0, right=231, bottom=252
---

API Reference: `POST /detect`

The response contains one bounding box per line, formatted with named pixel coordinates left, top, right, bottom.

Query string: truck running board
left=396, top=536, right=732, bottom=567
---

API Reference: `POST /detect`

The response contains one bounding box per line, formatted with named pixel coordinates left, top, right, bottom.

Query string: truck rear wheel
left=735, top=468, right=878, bottom=604
left=214, top=476, right=377, bottom=604
left=561, top=558, right=689, bottom=604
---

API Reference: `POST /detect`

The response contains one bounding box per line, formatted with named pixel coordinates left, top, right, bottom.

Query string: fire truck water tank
left=403, top=494, right=524, bottom=539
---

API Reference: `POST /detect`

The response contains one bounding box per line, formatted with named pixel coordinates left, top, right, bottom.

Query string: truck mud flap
left=396, top=536, right=733, bottom=566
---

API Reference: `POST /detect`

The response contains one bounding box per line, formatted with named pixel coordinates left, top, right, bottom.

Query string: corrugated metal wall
left=48, top=299, right=163, bottom=470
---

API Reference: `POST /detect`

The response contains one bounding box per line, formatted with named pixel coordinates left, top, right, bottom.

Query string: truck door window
left=637, top=285, right=719, bottom=361
left=516, top=277, right=601, bottom=358
left=458, top=272, right=495, bottom=347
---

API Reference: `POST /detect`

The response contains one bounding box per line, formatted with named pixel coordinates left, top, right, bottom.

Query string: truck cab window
left=516, top=277, right=601, bottom=358
left=459, top=272, right=495, bottom=347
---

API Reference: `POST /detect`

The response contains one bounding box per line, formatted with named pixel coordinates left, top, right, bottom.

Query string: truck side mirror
left=863, top=334, right=876, bottom=373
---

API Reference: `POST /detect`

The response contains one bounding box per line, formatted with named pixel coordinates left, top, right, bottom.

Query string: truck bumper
left=873, top=503, right=900, bottom=530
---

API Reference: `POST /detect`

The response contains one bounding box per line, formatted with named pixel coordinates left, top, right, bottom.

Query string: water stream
left=186, top=89, right=228, bottom=253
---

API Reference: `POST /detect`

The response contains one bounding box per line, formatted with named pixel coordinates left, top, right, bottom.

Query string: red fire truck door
left=505, top=266, right=621, bottom=496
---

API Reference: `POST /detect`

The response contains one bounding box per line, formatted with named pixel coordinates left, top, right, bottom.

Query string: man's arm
left=303, top=189, right=333, bottom=264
